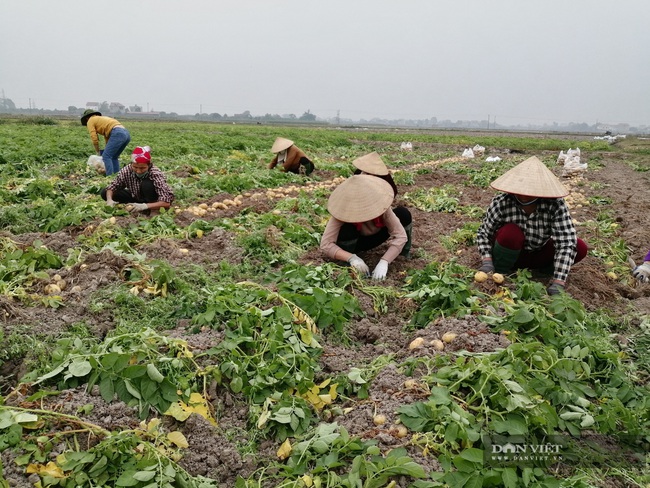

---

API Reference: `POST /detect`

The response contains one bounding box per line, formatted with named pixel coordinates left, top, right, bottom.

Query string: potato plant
left=0, top=118, right=647, bottom=487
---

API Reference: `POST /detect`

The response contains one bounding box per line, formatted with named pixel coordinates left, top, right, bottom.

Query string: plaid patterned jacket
left=477, top=193, right=577, bottom=282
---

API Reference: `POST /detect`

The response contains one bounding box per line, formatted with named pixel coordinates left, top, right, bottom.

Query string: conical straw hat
left=353, top=152, right=389, bottom=176
left=327, top=175, right=394, bottom=222
left=490, top=156, right=568, bottom=198
left=271, top=137, right=294, bottom=153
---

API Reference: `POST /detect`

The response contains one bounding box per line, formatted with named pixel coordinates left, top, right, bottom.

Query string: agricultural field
left=0, top=116, right=648, bottom=488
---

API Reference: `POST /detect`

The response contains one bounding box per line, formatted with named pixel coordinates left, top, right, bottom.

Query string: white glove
left=106, top=198, right=116, bottom=207
left=372, top=259, right=389, bottom=280
left=130, top=202, right=149, bottom=213
left=348, top=254, right=370, bottom=276
left=633, top=263, right=650, bottom=283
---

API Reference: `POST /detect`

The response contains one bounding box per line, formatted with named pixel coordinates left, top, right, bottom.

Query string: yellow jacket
left=86, top=116, right=123, bottom=151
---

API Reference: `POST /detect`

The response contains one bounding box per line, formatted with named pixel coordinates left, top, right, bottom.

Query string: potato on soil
left=44, top=284, right=61, bottom=295
left=492, top=273, right=505, bottom=284
left=409, top=337, right=425, bottom=350
left=474, top=271, right=488, bottom=283
left=404, top=379, right=418, bottom=389
left=430, top=339, right=445, bottom=351
left=392, top=425, right=408, bottom=438
left=373, top=414, right=387, bottom=425
left=441, top=332, right=457, bottom=343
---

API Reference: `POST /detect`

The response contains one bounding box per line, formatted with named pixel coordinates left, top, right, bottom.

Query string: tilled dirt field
left=1, top=134, right=649, bottom=487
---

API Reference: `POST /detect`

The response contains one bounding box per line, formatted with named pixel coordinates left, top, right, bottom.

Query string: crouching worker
left=101, top=146, right=174, bottom=215
left=476, top=156, right=587, bottom=295
left=632, top=249, right=650, bottom=283
left=320, top=175, right=412, bottom=280
left=268, top=137, right=315, bottom=175
left=352, top=151, right=398, bottom=197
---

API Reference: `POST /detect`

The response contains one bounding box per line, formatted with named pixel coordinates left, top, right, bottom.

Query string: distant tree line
left=0, top=96, right=646, bottom=133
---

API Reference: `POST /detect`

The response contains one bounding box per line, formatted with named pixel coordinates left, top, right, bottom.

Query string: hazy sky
left=1, top=1, right=649, bottom=125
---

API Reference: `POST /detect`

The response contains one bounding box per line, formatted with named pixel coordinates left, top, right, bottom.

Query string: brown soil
left=1, top=136, right=649, bottom=487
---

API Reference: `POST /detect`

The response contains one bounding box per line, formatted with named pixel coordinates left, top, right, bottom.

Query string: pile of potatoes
left=408, top=331, right=458, bottom=352
left=44, top=274, right=67, bottom=295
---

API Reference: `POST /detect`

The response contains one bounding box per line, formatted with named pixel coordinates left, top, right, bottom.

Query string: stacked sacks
left=557, top=148, right=587, bottom=177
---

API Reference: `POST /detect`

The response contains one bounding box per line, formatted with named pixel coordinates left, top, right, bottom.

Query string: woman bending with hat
left=80, top=109, right=131, bottom=176
left=351, top=152, right=411, bottom=256
left=476, top=156, right=587, bottom=295
left=101, top=146, right=174, bottom=215
left=320, top=175, right=411, bottom=280
left=268, top=137, right=315, bottom=175
left=352, top=152, right=398, bottom=196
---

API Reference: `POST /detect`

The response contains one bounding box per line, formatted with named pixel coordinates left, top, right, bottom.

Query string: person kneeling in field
left=476, top=156, right=587, bottom=295
left=268, top=137, right=315, bottom=175
left=632, top=249, right=650, bottom=283
left=101, top=146, right=174, bottom=215
left=351, top=152, right=411, bottom=256
left=320, top=175, right=411, bottom=280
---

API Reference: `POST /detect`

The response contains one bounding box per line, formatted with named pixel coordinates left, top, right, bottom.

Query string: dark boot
left=493, top=242, right=521, bottom=273
left=400, top=223, right=413, bottom=258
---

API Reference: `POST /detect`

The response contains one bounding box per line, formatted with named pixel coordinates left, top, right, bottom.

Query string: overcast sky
left=1, top=0, right=648, bottom=125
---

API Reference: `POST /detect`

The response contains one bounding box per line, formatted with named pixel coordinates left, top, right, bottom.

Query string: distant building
left=86, top=102, right=100, bottom=111
left=109, top=102, right=126, bottom=114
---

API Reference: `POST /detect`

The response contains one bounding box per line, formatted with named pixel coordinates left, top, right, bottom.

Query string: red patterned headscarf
left=131, top=146, right=152, bottom=164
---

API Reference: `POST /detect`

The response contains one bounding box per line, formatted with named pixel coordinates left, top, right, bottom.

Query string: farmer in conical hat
left=476, top=156, right=588, bottom=295
left=80, top=109, right=131, bottom=176
left=320, top=175, right=411, bottom=280
left=268, top=137, right=315, bottom=175
left=101, top=146, right=174, bottom=215
left=351, top=152, right=412, bottom=256
left=352, top=152, right=398, bottom=196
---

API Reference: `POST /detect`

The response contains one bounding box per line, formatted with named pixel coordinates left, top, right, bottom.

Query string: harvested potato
left=430, top=339, right=445, bottom=351
left=44, top=284, right=61, bottom=295
left=492, top=273, right=505, bottom=284
left=474, top=271, right=488, bottom=283
left=404, top=379, right=418, bottom=389
left=442, top=332, right=457, bottom=343
left=373, top=414, right=387, bottom=425
left=409, top=337, right=425, bottom=350
left=606, top=271, right=617, bottom=280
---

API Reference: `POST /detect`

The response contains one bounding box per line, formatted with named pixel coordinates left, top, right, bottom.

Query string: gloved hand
left=632, top=263, right=650, bottom=283
left=106, top=198, right=116, bottom=207
left=348, top=254, right=370, bottom=276
left=478, top=258, right=495, bottom=273
left=547, top=282, right=565, bottom=295
left=130, top=202, right=149, bottom=213
left=372, top=259, right=389, bottom=280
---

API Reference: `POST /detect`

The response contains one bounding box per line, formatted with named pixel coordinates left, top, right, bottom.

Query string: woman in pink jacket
left=320, top=175, right=411, bottom=280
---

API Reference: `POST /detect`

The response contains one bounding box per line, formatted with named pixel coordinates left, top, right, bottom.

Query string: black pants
left=100, top=179, right=158, bottom=203
left=337, top=206, right=412, bottom=253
